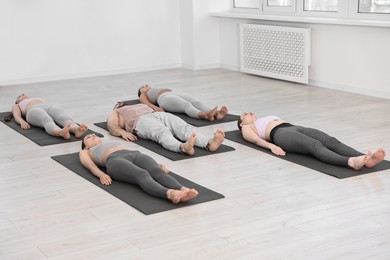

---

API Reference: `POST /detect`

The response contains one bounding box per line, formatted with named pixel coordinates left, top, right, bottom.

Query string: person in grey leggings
left=238, top=112, right=386, bottom=170
left=10, top=93, right=88, bottom=139
left=80, top=134, right=198, bottom=204
left=107, top=103, right=225, bottom=156
left=138, top=84, right=228, bottom=121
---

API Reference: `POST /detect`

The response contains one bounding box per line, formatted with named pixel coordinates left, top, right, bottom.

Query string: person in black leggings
left=80, top=134, right=198, bottom=204
left=237, top=112, right=386, bottom=170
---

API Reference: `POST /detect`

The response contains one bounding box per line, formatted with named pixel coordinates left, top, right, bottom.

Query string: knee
left=327, top=137, right=341, bottom=147
left=310, top=140, right=325, bottom=152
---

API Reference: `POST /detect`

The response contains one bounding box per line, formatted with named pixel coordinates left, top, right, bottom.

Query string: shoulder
left=108, top=109, right=119, bottom=119
left=79, top=149, right=92, bottom=159
left=11, top=104, right=21, bottom=113
left=242, top=124, right=260, bottom=138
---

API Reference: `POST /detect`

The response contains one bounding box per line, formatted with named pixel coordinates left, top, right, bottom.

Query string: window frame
left=231, top=0, right=390, bottom=21
left=263, top=0, right=297, bottom=13
left=297, top=1, right=348, bottom=18
left=349, top=0, right=390, bottom=20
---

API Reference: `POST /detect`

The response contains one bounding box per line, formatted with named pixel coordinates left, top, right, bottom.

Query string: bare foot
left=180, top=187, right=199, bottom=202
left=199, top=106, right=217, bottom=121
left=75, top=123, right=89, bottom=138
left=60, top=124, right=71, bottom=140
left=180, top=132, right=197, bottom=155
left=207, top=128, right=225, bottom=152
left=348, top=153, right=370, bottom=170
left=167, top=189, right=189, bottom=204
left=216, top=106, right=228, bottom=120
left=207, top=107, right=218, bottom=121
left=366, top=148, right=386, bottom=168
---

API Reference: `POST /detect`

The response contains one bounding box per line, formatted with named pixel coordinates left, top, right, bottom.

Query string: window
left=234, top=0, right=259, bottom=8
left=229, top=0, right=390, bottom=25
left=303, top=0, right=338, bottom=12
left=268, top=0, right=293, bottom=6
left=359, top=0, right=390, bottom=13
left=264, top=0, right=296, bottom=12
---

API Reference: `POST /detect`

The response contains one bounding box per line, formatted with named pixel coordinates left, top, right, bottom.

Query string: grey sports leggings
left=157, top=93, right=212, bottom=119
left=26, top=104, right=74, bottom=135
left=135, top=112, right=210, bottom=153
left=105, top=150, right=182, bottom=199
left=272, top=125, right=363, bottom=167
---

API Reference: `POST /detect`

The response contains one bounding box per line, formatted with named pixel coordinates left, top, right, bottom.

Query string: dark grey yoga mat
left=0, top=111, right=104, bottom=146
left=51, top=152, right=225, bottom=215
left=94, top=121, right=235, bottom=161
left=225, top=130, right=390, bottom=179
left=120, top=99, right=239, bottom=127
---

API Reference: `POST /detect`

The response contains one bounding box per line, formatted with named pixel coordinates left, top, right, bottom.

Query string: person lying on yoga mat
left=6, top=93, right=88, bottom=140
left=237, top=112, right=386, bottom=170
left=107, top=103, right=225, bottom=156
left=138, top=84, right=228, bottom=121
left=80, top=134, right=199, bottom=204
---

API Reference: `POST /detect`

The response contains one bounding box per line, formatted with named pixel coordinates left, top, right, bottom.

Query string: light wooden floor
left=1, top=68, right=390, bottom=259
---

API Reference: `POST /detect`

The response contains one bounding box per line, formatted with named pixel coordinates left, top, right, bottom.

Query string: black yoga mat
left=94, top=121, right=235, bottom=161
left=0, top=111, right=104, bottom=146
left=119, top=99, right=239, bottom=127
left=225, top=130, right=390, bottom=179
left=51, top=152, right=225, bottom=215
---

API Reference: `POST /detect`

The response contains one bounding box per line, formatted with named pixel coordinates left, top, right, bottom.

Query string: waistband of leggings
left=270, top=122, right=294, bottom=142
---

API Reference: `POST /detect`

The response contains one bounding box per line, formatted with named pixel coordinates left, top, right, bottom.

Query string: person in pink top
left=7, top=93, right=88, bottom=140
left=237, top=112, right=386, bottom=171
left=107, top=102, right=225, bottom=156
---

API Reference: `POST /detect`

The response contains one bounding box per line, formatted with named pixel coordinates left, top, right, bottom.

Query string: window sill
left=210, top=11, right=390, bottom=28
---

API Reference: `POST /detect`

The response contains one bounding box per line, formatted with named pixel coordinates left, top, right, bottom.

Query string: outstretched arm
left=79, top=150, right=112, bottom=185
left=12, top=104, right=30, bottom=129
left=241, top=126, right=285, bottom=156
left=107, top=110, right=137, bottom=141
left=139, top=93, right=164, bottom=112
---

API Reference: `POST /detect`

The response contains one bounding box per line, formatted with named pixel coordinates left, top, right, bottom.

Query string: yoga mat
left=51, top=152, right=225, bottom=215
left=225, top=130, right=390, bottom=179
left=94, top=122, right=235, bottom=161
left=0, top=111, right=104, bottom=146
left=120, top=99, right=239, bottom=127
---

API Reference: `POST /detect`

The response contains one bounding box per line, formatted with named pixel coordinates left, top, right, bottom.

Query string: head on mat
left=81, top=133, right=100, bottom=150
left=138, top=84, right=151, bottom=97
left=237, top=112, right=256, bottom=131
left=15, top=93, right=28, bottom=104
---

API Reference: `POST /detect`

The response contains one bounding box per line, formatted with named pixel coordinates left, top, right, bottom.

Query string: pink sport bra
left=18, top=98, right=44, bottom=113
left=254, top=116, right=280, bottom=139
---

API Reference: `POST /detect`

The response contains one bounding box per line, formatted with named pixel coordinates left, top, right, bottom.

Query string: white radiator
left=240, top=24, right=311, bottom=84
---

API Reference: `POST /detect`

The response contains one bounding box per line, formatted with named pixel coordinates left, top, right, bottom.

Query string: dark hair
left=137, top=87, right=141, bottom=97
left=3, top=113, right=13, bottom=122
left=81, top=139, right=86, bottom=150
left=114, top=101, right=126, bottom=109
left=237, top=118, right=242, bottom=131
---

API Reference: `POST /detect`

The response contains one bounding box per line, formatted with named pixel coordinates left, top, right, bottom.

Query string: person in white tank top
left=237, top=111, right=386, bottom=171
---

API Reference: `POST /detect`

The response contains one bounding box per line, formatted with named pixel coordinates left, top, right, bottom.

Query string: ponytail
left=3, top=113, right=13, bottom=122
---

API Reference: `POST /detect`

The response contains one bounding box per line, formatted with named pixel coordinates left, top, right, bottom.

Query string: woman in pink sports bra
left=237, top=112, right=386, bottom=171
left=6, top=94, right=89, bottom=140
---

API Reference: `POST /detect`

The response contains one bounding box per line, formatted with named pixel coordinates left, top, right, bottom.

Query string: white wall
left=218, top=18, right=390, bottom=98
left=180, top=0, right=230, bottom=70
left=0, top=0, right=182, bottom=85
left=2, top=0, right=389, bottom=99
